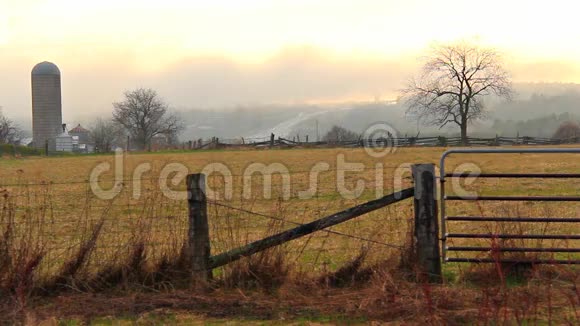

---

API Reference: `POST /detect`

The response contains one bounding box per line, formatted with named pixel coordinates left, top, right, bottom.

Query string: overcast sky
left=1, top=0, right=580, bottom=124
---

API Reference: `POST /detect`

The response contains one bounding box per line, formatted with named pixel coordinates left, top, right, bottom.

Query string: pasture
left=0, top=146, right=578, bottom=324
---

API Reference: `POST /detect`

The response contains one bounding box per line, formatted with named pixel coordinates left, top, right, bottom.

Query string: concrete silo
left=31, top=61, right=62, bottom=151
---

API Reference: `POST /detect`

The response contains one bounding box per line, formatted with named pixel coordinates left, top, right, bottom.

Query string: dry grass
left=1, top=261, right=577, bottom=325
left=0, top=146, right=578, bottom=323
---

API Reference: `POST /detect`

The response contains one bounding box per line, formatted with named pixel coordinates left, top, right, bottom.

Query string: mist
left=1, top=47, right=413, bottom=127
left=1, top=47, right=579, bottom=138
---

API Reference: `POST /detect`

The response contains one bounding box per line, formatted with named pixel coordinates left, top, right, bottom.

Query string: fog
left=1, top=47, right=413, bottom=127
left=1, top=47, right=579, bottom=138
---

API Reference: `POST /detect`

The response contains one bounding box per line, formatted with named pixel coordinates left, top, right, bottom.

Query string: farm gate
left=439, top=148, right=580, bottom=265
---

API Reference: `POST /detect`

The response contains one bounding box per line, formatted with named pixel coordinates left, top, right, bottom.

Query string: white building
left=55, top=124, right=73, bottom=152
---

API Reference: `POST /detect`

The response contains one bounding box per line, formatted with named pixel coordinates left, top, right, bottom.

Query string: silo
left=31, top=61, right=62, bottom=151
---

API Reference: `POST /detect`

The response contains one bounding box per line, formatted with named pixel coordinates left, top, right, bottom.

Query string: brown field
left=0, top=146, right=578, bottom=324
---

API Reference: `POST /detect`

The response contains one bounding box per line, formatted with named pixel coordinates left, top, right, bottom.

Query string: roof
left=69, top=124, right=89, bottom=133
left=31, top=61, right=60, bottom=76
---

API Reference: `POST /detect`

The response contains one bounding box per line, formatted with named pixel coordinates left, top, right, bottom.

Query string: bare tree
left=90, top=118, right=123, bottom=152
left=322, top=125, right=359, bottom=143
left=112, top=88, right=183, bottom=150
left=0, top=108, right=22, bottom=144
left=553, top=121, right=580, bottom=141
left=402, top=42, right=513, bottom=144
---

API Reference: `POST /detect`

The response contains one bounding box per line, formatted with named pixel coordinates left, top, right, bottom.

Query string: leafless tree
left=90, top=118, right=123, bottom=152
left=402, top=42, right=513, bottom=144
left=0, top=108, right=21, bottom=144
left=553, top=121, right=580, bottom=141
left=112, top=88, right=183, bottom=150
left=322, top=125, right=359, bottom=143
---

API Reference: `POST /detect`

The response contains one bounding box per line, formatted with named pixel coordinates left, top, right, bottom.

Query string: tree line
left=0, top=89, right=182, bottom=152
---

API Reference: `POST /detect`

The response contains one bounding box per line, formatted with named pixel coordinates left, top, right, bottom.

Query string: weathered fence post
left=270, top=133, right=275, bottom=148
left=187, top=173, right=212, bottom=281
left=412, top=164, right=442, bottom=283
left=45, top=139, right=49, bottom=156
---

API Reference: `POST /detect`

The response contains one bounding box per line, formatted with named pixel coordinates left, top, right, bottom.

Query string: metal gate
left=439, top=148, right=580, bottom=264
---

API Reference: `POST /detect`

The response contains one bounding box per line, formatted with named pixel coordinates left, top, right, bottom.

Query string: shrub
left=552, top=121, right=580, bottom=140
left=0, top=144, right=40, bottom=157
left=322, top=125, right=359, bottom=143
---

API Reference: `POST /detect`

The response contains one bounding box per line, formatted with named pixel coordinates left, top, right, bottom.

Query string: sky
left=1, top=0, right=580, bottom=125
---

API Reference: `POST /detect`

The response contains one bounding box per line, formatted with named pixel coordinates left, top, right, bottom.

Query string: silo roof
left=31, top=61, right=60, bottom=75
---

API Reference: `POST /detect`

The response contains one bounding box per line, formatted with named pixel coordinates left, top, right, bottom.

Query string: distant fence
left=184, top=135, right=580, bottom=150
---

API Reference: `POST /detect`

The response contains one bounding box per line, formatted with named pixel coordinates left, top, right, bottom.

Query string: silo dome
left=31, top=61, right=61, bottom=76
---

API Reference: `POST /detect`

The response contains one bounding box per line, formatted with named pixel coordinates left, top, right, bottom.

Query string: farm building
left=69, top=124, right=95, bottom=153
left=55, top=124, right=73, bottom=152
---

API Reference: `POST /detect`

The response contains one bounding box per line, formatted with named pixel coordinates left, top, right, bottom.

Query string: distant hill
left=15, top=82, right=578, bottom=141
left=178, top=82, right=580, bottom=140
left=488, top=82, right=580, bottom=121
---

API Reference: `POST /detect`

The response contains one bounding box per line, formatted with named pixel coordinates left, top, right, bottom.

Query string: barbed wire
left=208, top=200, right=406, bottom=250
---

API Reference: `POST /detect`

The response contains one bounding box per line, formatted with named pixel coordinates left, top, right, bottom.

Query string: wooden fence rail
left=184, top=163, right=442, bottom=283
left=185, top=135, right=580, bottom=150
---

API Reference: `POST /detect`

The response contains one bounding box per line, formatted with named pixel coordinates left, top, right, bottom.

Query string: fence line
left=183, top=134, right=580, bottom=150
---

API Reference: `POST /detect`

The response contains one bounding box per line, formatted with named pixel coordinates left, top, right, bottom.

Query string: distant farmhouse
left=69, top=124, right=95, bottom=153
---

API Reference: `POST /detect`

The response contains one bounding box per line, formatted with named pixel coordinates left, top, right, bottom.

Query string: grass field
left=0, top=146, right=578, bottom=324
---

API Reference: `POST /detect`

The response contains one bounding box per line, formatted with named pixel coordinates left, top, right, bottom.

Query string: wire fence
left=2, top=157, right=576, bottom=287
left=0, top=166, right=418, bottom=286
left=3, top=146, right=580, bottom=326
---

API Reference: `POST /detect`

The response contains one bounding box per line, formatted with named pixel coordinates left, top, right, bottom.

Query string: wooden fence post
left=270, top=133, right=275, bottom=147
left=187, top=173, right=212, bottom=281
left=412, top=164, right=442, bottom=283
